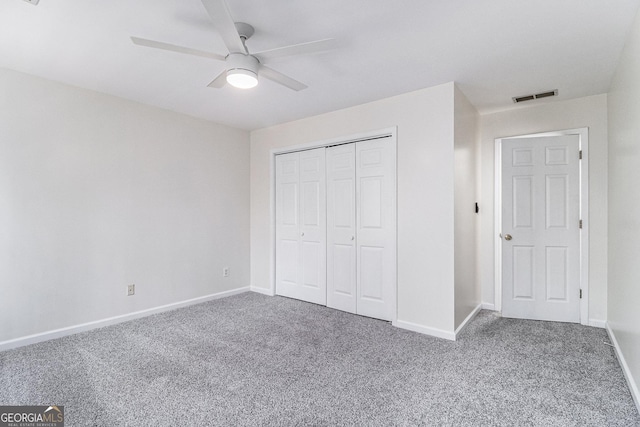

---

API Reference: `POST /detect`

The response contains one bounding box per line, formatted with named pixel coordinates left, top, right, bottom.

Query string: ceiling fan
left=131, top=0, right=336, bottom=91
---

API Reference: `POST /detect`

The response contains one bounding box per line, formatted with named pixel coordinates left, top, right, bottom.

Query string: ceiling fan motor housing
left=227, top=53, right=259, bottom=75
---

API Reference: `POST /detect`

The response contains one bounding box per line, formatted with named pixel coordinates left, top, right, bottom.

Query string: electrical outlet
left=223, top=267, right=230, bottom=277
left=127, top=284, right=135, bottom=296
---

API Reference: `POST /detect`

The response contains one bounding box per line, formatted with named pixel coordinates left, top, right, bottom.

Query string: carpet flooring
left=1, top=292, right=638, bottom=426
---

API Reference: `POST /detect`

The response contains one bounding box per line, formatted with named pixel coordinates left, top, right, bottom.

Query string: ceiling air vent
left=23, top=0, right=39, bottom=4
left=512, top=89, right=558, bottom=103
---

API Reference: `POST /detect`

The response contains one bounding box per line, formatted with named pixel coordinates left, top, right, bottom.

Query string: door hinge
left=579, top=219, right=583, bottom=229
left=580, top=289, right=583, bottom=299
left=579, top=150, right=583, bottom=160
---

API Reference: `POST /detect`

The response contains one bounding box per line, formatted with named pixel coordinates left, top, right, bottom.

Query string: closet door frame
left=268, top=127, right=397, bottom=322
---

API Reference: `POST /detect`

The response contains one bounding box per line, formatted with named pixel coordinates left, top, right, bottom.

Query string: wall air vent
left=512, top=89, right=558, bottom=103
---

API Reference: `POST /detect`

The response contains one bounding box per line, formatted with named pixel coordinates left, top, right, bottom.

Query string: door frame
left=268, top=127, right=398, bottom=322
left=494, top=128, right=589, bottom=325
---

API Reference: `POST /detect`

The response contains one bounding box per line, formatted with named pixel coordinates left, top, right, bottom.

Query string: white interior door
left=326, top=144, right=357, bottom=313
left=501, top=135, right=580, bottom=322
left=275, top=148, right=326, bottom=305
left=356, top=139, right=396, bottom=321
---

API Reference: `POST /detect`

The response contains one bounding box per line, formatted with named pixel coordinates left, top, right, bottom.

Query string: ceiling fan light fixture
left=225, top=53, right=259, bottom=89
left=226, top=68, right=258, bottom=89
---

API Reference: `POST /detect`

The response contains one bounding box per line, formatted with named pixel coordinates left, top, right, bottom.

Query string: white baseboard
left=251, top=286, right=275, bottom=296
left=589, top=319, right=607, bottom=329
left=0, top=287, right=250, bottom=352
left=606, top=323, right=640, bottom=414
left=393, top=319, right=456, bottom=341
left=481, top=303, right=496, bottom=311
left=454, top=303, right=483, bottom=340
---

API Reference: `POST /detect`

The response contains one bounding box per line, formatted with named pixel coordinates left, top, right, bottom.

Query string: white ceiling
left=1, top=0, right=638, bottom=131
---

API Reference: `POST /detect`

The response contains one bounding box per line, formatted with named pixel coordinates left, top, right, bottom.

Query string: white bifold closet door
left=326, top=144, right=357, bottom=313
left=275, top=148, right=327, bottom=305
left=327, top=139, right=396, bottom=321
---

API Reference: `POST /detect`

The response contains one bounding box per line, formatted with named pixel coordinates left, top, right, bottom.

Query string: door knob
left=351, top=236, right=355, bottom=241
left=504, top=234, right=512, bottom=241
left=301, top=232, right=305, bottom=237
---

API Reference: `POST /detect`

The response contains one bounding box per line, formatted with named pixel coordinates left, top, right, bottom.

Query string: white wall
left=478, top=95, right=608, bottom=323
left=0, top=68, right=250, bottom=344
left=607, top=4, right=640, bottom=409
left=251, top=83, right=458, bottom=334
left=453, top=86, right=480, bottom=328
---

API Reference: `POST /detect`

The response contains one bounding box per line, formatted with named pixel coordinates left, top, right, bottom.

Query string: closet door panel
left=298, top=148, right=327, bottom=304
left=356, top=139, right=396, bottom=321
left=326, top=144, right=357, bottom=313
left=275, top=152, right=301, bottom=299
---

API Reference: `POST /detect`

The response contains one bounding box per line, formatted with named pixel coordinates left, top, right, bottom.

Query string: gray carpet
left=1, top=292, right=638, bottom=426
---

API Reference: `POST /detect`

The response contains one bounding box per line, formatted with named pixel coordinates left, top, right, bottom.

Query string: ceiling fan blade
left=200, top=0, right=245, bottom=53
left=131, top=37, right=226, bottom=61
left=260, top=65, right=308, bottom=91
left=207, top=70, right=228, bottom=88
left=254, top=38, right=337, bottom=60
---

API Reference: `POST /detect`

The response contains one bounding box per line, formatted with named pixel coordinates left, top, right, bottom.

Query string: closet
left=275, top=136, right=396, bottom=321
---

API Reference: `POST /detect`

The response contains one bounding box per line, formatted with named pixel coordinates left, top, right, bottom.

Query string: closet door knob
left=351, top=236, right=355, bottom=241
left=301, top=232, right=305, bottom=237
